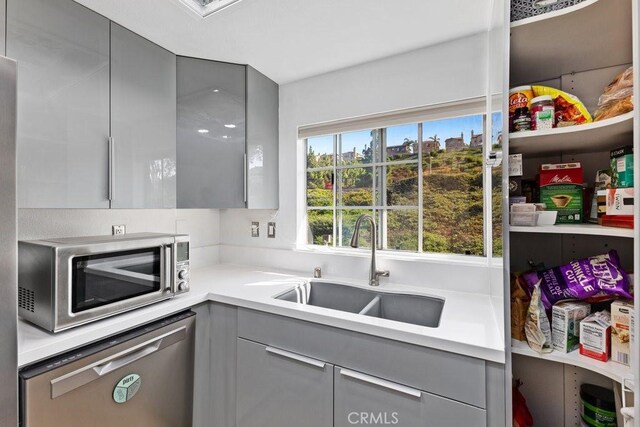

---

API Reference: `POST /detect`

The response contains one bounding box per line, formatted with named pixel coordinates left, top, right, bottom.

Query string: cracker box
left=605, top=187, right=634, bottom=216
left=610, top=145, right=634, bottom=188
left=552, top=301, right=591, bottom=353
left=611, top=300, right=634, bottom=366
left=539, top=163, right=584, bottom=224
left=579, top=311, right=611, bottom=362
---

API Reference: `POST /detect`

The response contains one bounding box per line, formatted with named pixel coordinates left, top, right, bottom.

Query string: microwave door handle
left=50, top=325, right=187, bottom=399
left=164, top=244, right=173, bottom=293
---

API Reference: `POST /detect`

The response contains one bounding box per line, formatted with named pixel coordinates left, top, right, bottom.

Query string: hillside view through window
left=305, top=112, right=503, bottom=257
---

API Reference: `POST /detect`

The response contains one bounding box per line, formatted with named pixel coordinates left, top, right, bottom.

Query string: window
left=305, top=109, right=503, bottom=257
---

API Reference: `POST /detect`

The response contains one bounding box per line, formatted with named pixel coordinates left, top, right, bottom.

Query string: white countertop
left=18, top=264, right=505, bottom=367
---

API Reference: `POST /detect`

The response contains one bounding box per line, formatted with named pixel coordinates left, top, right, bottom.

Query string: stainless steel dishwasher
left=20, top=311, right=196, bottom=427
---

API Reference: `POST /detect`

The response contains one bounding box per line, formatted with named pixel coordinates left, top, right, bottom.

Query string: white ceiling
left=74, top=0, right=492, bottom=84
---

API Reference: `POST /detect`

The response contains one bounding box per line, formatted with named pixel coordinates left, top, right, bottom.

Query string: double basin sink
left=273, top=281, right=444, bottom=328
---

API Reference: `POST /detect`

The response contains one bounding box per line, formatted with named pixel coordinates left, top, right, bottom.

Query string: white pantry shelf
left=510, top=0, right=632, bottom=85
left=510, top=223, right=633, bottom=238
left=509, top=112, right=633, bottom=156
left=511, top=339, right=632, bottom=384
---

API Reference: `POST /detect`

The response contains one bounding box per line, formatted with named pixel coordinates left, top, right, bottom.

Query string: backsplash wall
left=18, top=209, right=220, bottom=267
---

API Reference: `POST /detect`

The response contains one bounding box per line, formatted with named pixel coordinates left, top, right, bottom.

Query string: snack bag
left=532, top=86, right=592, bottom=126
left=594, top=67, right=634, bottom=121
left=525, top=283, right=553, bottom=354
left=523, top=250, right=631, bottom=310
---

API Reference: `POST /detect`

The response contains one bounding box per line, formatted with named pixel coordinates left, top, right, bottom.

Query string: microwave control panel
left=175, top=241, right=190, bottom=293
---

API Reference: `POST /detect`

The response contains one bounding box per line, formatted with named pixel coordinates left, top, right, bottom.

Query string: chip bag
left=532, top=86, right=592, bottom=126
left=523, top=250, right=631, bottom=310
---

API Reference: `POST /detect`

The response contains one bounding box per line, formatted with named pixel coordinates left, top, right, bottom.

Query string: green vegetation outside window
left=305, top=112, right=502, bottom=257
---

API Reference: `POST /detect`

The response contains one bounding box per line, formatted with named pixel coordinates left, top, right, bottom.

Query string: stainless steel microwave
left=18, top=233, right=190, bottom=332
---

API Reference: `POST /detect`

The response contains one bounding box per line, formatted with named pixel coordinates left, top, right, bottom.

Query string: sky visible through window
left=307, top=115, right=494, bottom=158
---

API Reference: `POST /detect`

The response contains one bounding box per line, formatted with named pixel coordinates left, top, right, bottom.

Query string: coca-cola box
left=539, top=163, right=584, bottom=224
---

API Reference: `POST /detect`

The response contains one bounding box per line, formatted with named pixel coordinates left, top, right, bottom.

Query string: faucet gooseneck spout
left=349, top=214, right=389, bottom=286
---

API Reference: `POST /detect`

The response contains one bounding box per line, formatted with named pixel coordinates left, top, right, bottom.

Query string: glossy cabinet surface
left=236, top=338, right=333, bottom=427
left=110, top=23, right=176, bottom=208
left=8, top=0, right=110, bottom=208
left=246, top=66, right=279, bottom=209
left=333, top=366, right=486, bottom=427
left=177, top=56, right=246, bottom=208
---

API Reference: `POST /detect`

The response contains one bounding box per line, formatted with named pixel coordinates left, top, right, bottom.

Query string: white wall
left=219, top=33, right=505, bottom=295
left=221, top=33, right=489, bottom=249
left=18, top=209, right=220, bottom=267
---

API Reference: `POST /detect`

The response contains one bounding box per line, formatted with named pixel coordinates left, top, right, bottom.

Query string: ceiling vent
left=178, top=0, right=243, bottom=18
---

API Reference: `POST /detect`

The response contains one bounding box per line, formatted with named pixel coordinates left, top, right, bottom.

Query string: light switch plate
left=267, top=222, right=276, bottom=238
left=251, top=222, right=259, bottom=238
left=112, top=225, right=126, bottom=235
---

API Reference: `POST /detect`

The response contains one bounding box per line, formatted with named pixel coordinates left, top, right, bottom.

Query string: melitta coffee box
left=552, top=301, right=590, bottom=353
left=579, top=311, right=611, bottom=362
left=611, top=300, right=634, bottom=366
left=539, top=163, right=584, bottom=224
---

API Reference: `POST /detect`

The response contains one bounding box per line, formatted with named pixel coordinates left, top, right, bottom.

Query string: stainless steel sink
left=275, top=281, right=374, bottom=313
left=274, top=281, right=444, bottom=328
left=359, top=293, right=444, bottom=328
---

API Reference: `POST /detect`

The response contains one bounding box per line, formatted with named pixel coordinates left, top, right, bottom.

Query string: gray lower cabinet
left=110, top=23, right=176, bottom=208
left=236, top=338, right=334, bottom=427
left=7, top=0, right=111, bottom=208
left=333, top=366, right=486, bottom=427
left=177, top=57, right=279, bottom=209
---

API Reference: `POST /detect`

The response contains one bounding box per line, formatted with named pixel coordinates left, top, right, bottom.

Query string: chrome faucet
left=349, top=214, right=389, bottom=286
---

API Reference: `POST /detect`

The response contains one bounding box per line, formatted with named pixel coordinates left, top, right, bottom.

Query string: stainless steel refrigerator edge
left=0, top=54, right=19, bottom=426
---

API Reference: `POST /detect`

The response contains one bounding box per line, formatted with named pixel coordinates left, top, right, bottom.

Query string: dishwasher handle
left=50, top=325, right=186, bottom=399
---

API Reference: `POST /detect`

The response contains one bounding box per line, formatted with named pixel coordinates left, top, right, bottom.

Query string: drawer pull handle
left=265, top=346, right=326, bottom=369
left=339, top=368, right=422, bottom=398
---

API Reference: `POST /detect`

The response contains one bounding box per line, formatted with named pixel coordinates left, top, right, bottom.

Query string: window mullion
left=417, top=123, right=424, bottom=253
left=334, top=134, right=339, bottom=247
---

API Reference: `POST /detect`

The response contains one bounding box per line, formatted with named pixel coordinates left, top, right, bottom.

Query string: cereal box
left=611, top=300, right=634, bottom=366
left=552, top=301, right=590, bottom=353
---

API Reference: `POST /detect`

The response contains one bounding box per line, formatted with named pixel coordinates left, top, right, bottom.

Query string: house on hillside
left=445, top=132, right=465, bottom=151
left=420, top=140, right=440, bottom=153
left=386, top=144, right=413, bottom=157
left=341, top=148, right=363, bottom=162
left=469, top=130, right=483, bottom=148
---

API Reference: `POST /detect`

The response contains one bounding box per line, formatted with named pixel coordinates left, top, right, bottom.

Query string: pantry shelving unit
left=506, top=0, right=638, bottom=425
left=510, top=224, right=634, bottom=238
left=511, top=339, right=631, bottom=384
left=509, top=112, right=634, bottom=156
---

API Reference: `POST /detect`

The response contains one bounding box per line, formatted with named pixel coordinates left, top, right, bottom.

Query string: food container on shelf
left=511, top=0, right=588, bottom=22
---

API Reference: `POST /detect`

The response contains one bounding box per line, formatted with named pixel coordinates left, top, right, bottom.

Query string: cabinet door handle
left=243, top=152, right=247, bottom=203
left=339, top=368, right=422, bottom=398
left=108, top=137, right=115, bottom=202
left=265, top=346, right=326, bottom=369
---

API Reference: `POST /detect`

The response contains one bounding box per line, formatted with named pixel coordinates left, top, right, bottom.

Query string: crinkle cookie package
left=524, top=250, right=631, bottom=310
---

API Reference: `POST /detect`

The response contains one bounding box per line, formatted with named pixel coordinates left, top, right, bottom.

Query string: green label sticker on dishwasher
left=113, top=373, right=141, bottom=404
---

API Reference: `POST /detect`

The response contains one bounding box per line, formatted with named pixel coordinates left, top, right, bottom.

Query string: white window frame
left=297, top=98, right=502, bottom=263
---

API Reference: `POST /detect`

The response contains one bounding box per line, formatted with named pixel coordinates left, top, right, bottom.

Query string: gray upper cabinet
left=236, top=338, right=333, bottom=427
left=177, top=57, right=246, bottom=209
left=177, top=57, right=279, bottom=209
left=110, top=23, right=176, bottom=209
left=8, top=0, right=110, bottom=208
left=246, top=66, right=279, bottom=209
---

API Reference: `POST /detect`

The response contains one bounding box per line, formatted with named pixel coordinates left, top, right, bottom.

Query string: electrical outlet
left=112, top=225, right=126, bottom=235
left=251, top=222, right=259, bottom=238
left=267, top=222, right=276, bottom=238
